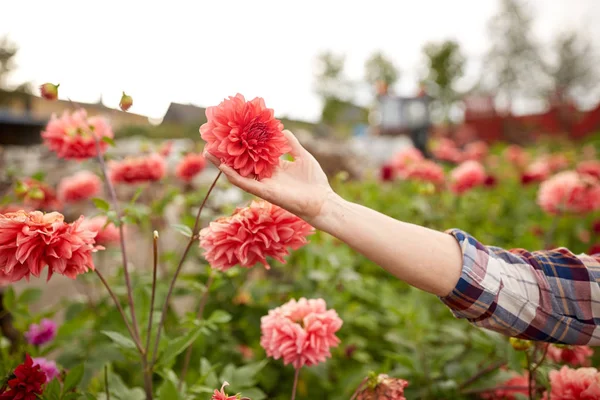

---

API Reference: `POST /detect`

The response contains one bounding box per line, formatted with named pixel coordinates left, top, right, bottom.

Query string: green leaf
left=158, top=379, right=181, bottom=400
left=232, top=359, right=268, bottom=388
left=102, top=136, right=116, bottom=147
left=208, top=310, right=231, bottom=324
left=171, top=224, right=193, bottom=238
left=62, top=364, right=85, bottom=394
left=130, top=187, right=144, bottom=204
left=44, top=378, right=61, bottom=400
left=18, top=288, right=42, bottom=304
left=92, top=198, right=110, bottom=212
left=2, top=286, right=16, bottom=312
left=239, top=387, right=267, bottom=400
left=101, top=331, right=137, bottom=350
left=158, top=325, right=202, bottom=367
left=31, top=171, right=46, bottom=182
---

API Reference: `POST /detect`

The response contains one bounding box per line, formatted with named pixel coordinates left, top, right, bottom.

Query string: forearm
left=312, top=193, right=463, bottom=297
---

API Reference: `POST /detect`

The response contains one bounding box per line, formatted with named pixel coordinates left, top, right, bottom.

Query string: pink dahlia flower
left=0, top=211, right=100, bottom=282
left=25, top=319, right=57, bottom=346
left=57, top=171, right=102, bottom=203
left=480, top=373, right=529, bottom=400
left=547, top=154, right=570, bottom=172
left=577, top=160, right=600, bottom=181
left=109, top=153, right=166, bottom=184
left=80, top=216, right=121, bottom=246
left=16, top=179, right=61, bottom=211
left=199, top=200, right=314, bottom=271
left=158, top=140, right=174, bottom=157
left=41, top=109, right=113, bottom=161
left=432, top=138, right=462, bottom=163
left=200, top=93, right=291, bottom=180
left=544, top=366, right=600, bottom=399
left=402, top=160, right=445, bottom=186
left=211, top=382, right=248, bottom=400
left=504, top=145, right=529, bottom=168
left=32, top=358, right=59, bottom=382
left=260, top=297, right=343, bottom=369
left=449, top=160, right=486, bottom=194
left=175, top=153, right=206, bottom=182
left=390, top=147, right=424, bottom=173
left=521, top=160, right=552, bottom=185
left=355, top=374, right=409, bottom=400
left=537, top=171, right=600, bottom=215
left=547, top=345, right=594, bottom=367
left=463, top=140, right=489, bottom=162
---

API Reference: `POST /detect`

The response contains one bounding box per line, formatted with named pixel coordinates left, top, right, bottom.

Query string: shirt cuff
left=439, top=229, right=502, bottom=321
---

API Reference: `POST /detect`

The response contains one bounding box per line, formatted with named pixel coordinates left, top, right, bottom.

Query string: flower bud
left=40, top=83, right=59, bottom=101
left=119, top=92, right=133, bottom=112
left=510, top=337, right=532, bottom=351
left=355, top=373, right=409, bottom=400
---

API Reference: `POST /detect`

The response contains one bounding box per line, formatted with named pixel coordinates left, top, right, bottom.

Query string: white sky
left=2, top=0, right=599, bottom=122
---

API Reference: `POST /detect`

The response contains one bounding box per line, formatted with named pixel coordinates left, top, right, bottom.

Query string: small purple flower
left=24, top=318, right=57, bottom=346
left=32, top=357, right=60, bottom=382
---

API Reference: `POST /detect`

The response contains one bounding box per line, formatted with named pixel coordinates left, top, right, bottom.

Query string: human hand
left=203, top=130, right=334, bottom=225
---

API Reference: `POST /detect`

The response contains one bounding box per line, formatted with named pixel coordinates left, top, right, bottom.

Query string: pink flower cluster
left=16, top=179, right=61, bottom=211
left=577, top=160, right=600, bottom=180
left=109, top=153, right=166, bottom=184
left=0, top=211, right=100, bottom=282
left=462, top=140, right=489, bottom=162
left=450, top=160, right=486, bottom=194
left=260, top=298, right=342, bottom=369
left=544, top=366, right=600, bottom=399
left=80, top=216, right=121, bottom=246
left=32, top=358, right=59, bottom=382
left=546, top=345, right=594, bottom=367
left=432, top=138, right=462, bottom=163
left=42, top=109, right=113, bottom=161
left=200, top=93, right=291, bottom=180
left=537, top=171, right=600, bottom=215
left=175, top=153, right=206, bottom=182
left=504, top=145, right=529, bottom=168
left=25, top=319, right=57, bottom=346
left=199, top=200, right=314, bottom=271
left=58, top=171, right=102, bottom=204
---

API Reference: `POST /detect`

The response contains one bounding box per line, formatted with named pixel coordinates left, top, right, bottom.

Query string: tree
left=483, top=0, right=546, bottom=109
left=364, top=51, right=399, bottom=93
left=313, top=51, right=355, bottom=126
left=0, top=36, right=29, bottom=106
left=422, top=40, right=465, bottom=122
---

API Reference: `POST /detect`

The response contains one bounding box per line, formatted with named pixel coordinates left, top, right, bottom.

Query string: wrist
left=310, top=190, right=345, bottom=233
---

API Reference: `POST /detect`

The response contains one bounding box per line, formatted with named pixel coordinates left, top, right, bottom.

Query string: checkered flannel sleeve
left=440, top=229, right=600, bottom=345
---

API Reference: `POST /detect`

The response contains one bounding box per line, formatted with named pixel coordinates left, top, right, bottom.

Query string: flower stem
left=151, top=171, right=222, bottom=369
left=93, top=136, right=140, bottom=344
left=141, top=231, right=160, bottom=399
left=349, top=377, right=369, bottom=400
left=526, top=349, right=535, bottom=400
left=178, top=273, right=215, bottom=390
left=544, top=213, right=561, bottom=249
left=104, top=365, right=110, bottom=400
left=291, top=368, right=301, bottom=400
left=459, top=360, right=506, bottom=390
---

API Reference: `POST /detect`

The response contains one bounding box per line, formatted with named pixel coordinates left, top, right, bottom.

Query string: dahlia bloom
left=24, top=319, right=57, bottom=346
left=432, top=138, right=462, bottom=163
left=544, top=366, right=600, bottom=399
left=0, top=354, right=46, bottom=399
left=40, top=83, right=59, bottom=101
left=577, top=160, right=600, bottom=180
left=57, top=171, right=102, bottom=203
left=463, top=140, right=489, bottom=162
left=15, top=179, right=61, bottom=211
left=589, top=244, right=600, bottom=255
left=402, top=160, right=445, bottom=186
left=109, top=153, right=166, bottom=184
left=480, top=374, right=529, bottom=400
left=211, top=382, right=248, bottom=400
left=521, top=161, right=551, bottom=185
left=41, top=109, right=113, bottom=161
left=537, top=171, right=600, bottom=215
left=0, top=211, right=100, bottom=282
left=449, top=161, right=486, bottom=194
left=355, top=374, right=409, bottom=400
left=484, top=174, right=498, bottom=188
left=32, top=358, right=59, bottom=382
left=547, top=345, right=594, bottom=367
left=199, top=200, right=314, bottom=271
left=391, top=147, right=424, bottom=173
left=504, top=145, right=529, bottom=168
left=80, top=216, right=121, bottom=246
left=175, top=153, right=206, bottom=182
left=380, top=164, right=395, bottom=182
left=260, top=298, right=343, bottom=369
left=547, top=154, right=570, bottom=172
left=200, top=93, right=291, bottom=180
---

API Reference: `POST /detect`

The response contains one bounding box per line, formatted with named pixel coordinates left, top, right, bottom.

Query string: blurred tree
left=422, top=40, right=465, bottom=123
left=483, top=0, right=546, bottom=109
left=0, top=36, right=30, bottom=106
left=364, top=51, right=399, bottom=94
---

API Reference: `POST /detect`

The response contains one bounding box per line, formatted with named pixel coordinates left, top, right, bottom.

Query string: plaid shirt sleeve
left=440, top=229, right=600, bottom=345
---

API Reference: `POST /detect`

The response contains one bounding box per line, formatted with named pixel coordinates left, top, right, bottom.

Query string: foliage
left=364, top=51, right=399, bottom=89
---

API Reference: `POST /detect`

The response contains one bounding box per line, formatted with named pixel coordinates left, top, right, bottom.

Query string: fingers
left=282, top=130, right=306, bottom=158
left=203, top=151, right=221, bottom=166
left=217, top=163, right=263, bottom=196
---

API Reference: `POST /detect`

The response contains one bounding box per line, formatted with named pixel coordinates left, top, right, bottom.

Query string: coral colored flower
left=260, top=297, right=343, bottom=369
left=391, top=147, right=424, bottom=172
left=41, top=109, right=113, bottom=161
left=480, top=374, right=529, bottom=400
left=39, top=83, right=59, bottom=101
left=200, top=93, right=291, bottom=180
left=449, top=161, right=486, bottom=194
left=521, top=161, right=551, bottom=185
left=80, top=216, right=121, bottom=246
left=589, top=244, right=600, bottom=255
left=504, top=145, right=529, bottom=168
left=0, top=211, right=100, bottom=282
left=0, top=354, right=46, bottom=399
left=432, top=138, right=462, bottom=163
left=237, top=345, right=254, bottom=361
left=32, top=358, right=59, bottom=382
left=355, top=374, right=409, bottom=400
left=57, top=171, right=102, bottom=203
left=537, top=171, right=600, bottom=215
left=402, top=160, right=445, bottom=186
left=547, top=345, right=594, bottom=367
left=577, top=160, right=600, bottom=180
left=380, top=164, right=395, bottom=182
left=544, top=366, right=600, bottom=399
left=158, top=140, right=174, bottom=157
left=211, top=382, right=247, bottom=400
left=15, top=179, right=61, bottom=211
left=463, top=140, right=488, bottom=162
left=175, top=153, right=206, bottom=182
left=109, top=153, right=166, bottom=184
left=0, top=205, right=30, bottom=215
left=24, top=319, right=57, bottom=346
left=199, top=200, right=314, bottom=271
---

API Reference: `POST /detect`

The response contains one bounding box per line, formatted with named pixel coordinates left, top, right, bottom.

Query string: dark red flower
left=593, top=220, right=600, bottom=236
left=588, top=244, right=600, bottom=255
left=484, top=174, right=497, bottom=188
left=0, top=354, right=47, bottom=399
left=380, top=164, right=395, bottom=182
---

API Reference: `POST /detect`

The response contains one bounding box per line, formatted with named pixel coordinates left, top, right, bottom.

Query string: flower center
left=244, top=122, right=270, bottom=144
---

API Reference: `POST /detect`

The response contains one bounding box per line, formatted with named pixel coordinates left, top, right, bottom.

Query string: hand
left=203, top=130, right=334, bottom=224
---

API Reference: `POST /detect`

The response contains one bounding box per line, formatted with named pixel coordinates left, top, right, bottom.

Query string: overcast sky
left=2, top=0, right=599, bottom=122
